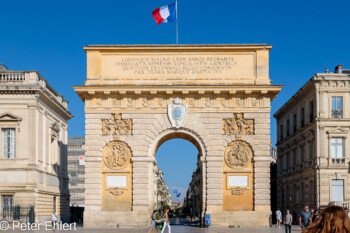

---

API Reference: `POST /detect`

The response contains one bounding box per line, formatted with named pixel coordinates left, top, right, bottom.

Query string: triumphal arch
left=74, top=44, right=282, bottom=227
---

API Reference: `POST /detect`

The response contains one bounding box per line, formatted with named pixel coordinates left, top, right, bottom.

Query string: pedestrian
left=51, top=210, right=58, bottom=231
left=161, top=208, right=171, bottom=233
left=302, top=206, right=350, bottom=233
left=299, top=205, right=312, bottom=230
left=276, top=208, right=282, bottom=228
left=147, top=210, right=159, bottom=233
left=312, top=210, right=319, bottom=222
left=284, top=209, right=293, bottom=233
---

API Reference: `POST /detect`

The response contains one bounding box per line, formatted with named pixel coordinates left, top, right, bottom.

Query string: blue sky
left=1, top=0, right=349, bottom=192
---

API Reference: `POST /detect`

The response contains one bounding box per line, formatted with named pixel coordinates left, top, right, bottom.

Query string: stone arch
left=148, top=127, right=208, bottom=159
left=148, top=127, right=208, bottom=225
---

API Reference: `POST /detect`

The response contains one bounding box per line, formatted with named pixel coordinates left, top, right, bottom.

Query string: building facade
left=275, top=65, right=350, bottom=214
left=74, top=44, right=282, bottom=227
left=154, top=168, right=172, bottom=210
left=0, top=64, right=73, bottom=223
left=184, top=154, right=202, bottom=222
left=67, top=137, right=85, bottom=207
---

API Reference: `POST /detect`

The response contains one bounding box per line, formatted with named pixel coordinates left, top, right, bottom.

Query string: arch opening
left=152, top=131, right=206, bottom=227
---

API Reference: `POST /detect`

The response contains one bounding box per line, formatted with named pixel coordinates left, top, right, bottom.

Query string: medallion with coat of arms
left=224, top=141, right=253, bottom=169
left=102, top=141, right=131, bottom=169
left=168, top=97, right=187, bottom=128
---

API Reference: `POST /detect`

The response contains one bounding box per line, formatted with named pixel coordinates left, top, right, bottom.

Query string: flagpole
left=176, top=0, right=178, bottom=44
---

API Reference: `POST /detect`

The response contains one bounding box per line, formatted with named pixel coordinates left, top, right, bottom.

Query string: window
left=2, top=128, right=15, bottom=159
left=301, top=108, right=305, bottom=127
left=1, top=195, right=13, bottom=211
left=310, top=181, right=314, bottom=202
left=286, top=119, right=290, bottom=137
left=293, top=150, right=297, bottom=166
left=332, top=97, right=343, bottom=118
left=309, top=101, right=314, bottom=121
left=309, top=140, right=314, bottom=159
left=301, top=182, right=305, bottom=203
left=287, top=151, right=293, bottom=168
left=293, top=184, right=297, bottom=204
left=300, top=145, right=305, bottom=163
left=293, top=114, right=297, bottom=132
left=331, top=138, right=344, bottom=158
left=282, top=154, right=286, bottom=170
left=332, top=179, right=344, bottom=202
left=280, top=124, right=284, bottom=141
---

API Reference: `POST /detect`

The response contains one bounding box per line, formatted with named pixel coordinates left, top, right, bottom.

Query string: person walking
left=302, top=206, right=350, bottom=233
left=284, top=209, right=293, bottom=233
left=161, top=208, right=171, bottom=233
left=276, top=208, right=282, bottom=228
left=299, top=205, right=312, bottom=230
left=51, top=210, right=58, bottom=231
left=147, top=210, right=159, bottom=233
left=312, top=210, right=319, bottom=222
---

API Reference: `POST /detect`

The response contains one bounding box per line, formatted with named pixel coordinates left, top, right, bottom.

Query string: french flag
left=152, top=2, right=177, bottom=25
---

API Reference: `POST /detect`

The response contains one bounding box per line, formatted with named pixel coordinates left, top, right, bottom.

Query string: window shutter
left=10, top=129, right=15, bottom=158
left=2, top=129, right=8, bottom=158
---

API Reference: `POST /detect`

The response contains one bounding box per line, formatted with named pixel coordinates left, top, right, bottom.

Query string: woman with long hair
left=303, top=206, right=350, bottom=233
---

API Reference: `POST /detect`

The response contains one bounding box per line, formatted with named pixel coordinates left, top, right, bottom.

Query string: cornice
left=274, top=77, right=315, bottom=119
left=0, top=86, right=73, bottom=120
left=73, top=84, right=283, bottom=102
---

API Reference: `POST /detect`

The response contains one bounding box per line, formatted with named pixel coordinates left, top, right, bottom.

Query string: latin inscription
left=114, top=56, right=238, bottom=75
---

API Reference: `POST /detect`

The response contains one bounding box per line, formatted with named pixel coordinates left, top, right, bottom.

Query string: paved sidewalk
left=2, top=225, right=303, bottom=233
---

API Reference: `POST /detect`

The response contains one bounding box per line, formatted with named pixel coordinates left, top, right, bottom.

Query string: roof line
left=85, top=43, right=269, bottom=47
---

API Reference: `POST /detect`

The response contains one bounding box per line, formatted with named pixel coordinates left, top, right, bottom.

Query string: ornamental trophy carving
left=231, top=187, right=246, bottom=195
left=168, top=97, right=187, bottom=128
left=224, top=141, right=253, bottom=169
left=102, top=141, right=131, bottom=169
left=101, top=113, right=132, bottom=136
left=223, top=113, right=254, bottom=135
left=109, top=187, right=125, bottom=196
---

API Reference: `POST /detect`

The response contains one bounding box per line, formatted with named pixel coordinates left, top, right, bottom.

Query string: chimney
left=335, top=64, right=342, bottom=73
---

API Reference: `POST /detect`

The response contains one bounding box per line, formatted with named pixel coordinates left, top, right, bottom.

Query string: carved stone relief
left=142, top=98, right=151, bottom=107
left=231, top=187, right=246, bottom=195
left=188, top=98, right=196, bottom=107
left=223, top=113, right=254, bottom=135
left=109, top=187, right=125, bottom=196
left=158, top=98, right=166, bottom=107
left=101, top=113, right=132, bottom=136
left=224, top=140, right=253, bottom=169
left=126, top=98, right=134, bottom=108
left=86, top=96, right=265, bottom=109
left=102, top=141, right=131, bottom=169
left=204, top=97, right=214, bottom=107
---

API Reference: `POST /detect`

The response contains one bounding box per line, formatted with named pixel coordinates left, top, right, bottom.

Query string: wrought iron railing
left=329, top=157, right=346, bottom=166
left=1, top=205, right=35, bottom=223
left=332, top=110, right=343, bottom=119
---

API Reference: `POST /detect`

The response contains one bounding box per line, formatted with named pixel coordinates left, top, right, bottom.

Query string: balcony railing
left=330, top=157, right=346, bottom=166
left=329, top=201, right=350, bottom=209
left=0, top=72, right=26, bottom=82
left=332, top=110, right=343, bottom=119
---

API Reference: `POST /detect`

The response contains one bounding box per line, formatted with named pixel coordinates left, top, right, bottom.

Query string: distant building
left=171, top=201, right=184, bottom=210
left=0, top=64, right=73, bottom=223
left=154, top=166, right=172, bottom=210
left=67, top=137, right=85, bottom=207
left=184, top=154, right=201, bottom=223
left=274, top=65, right=350, bottom=213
